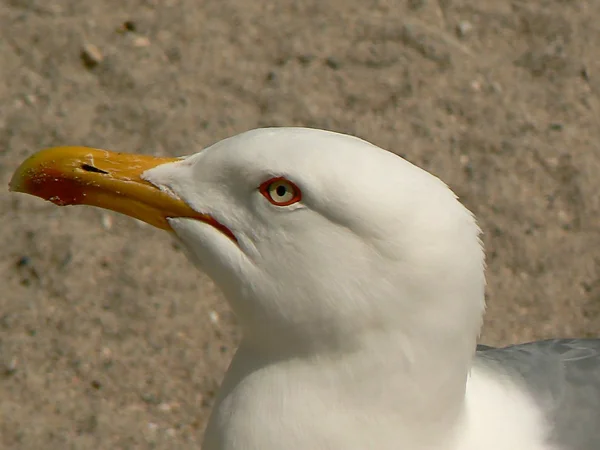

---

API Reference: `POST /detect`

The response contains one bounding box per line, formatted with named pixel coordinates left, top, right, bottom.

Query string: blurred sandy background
left=1, top=0, right=599, bottom=448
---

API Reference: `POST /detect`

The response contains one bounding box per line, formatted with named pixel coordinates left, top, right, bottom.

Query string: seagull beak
left=9, top=146, right=204, bottom=231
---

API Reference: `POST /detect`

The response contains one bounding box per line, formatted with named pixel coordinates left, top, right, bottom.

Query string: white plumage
left=141, top=128, right=561, bottom=450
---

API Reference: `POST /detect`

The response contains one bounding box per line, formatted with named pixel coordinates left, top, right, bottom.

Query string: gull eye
left=259, top=177, right=302, bottom=206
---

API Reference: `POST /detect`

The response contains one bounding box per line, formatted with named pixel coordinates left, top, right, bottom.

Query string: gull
left=9, top=127, right=600, bottom=450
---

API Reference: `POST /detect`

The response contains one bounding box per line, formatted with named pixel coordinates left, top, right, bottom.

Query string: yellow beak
left=8, top=146, right=204, bottom=231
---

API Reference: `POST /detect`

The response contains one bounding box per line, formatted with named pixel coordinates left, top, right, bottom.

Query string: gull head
left=10, top=127, right=485, bottom=356
left=142, top=128, right=486, bottom=354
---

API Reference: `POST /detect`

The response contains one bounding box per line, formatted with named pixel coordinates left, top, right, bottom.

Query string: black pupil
left=275, top=184, right=288, bottom=197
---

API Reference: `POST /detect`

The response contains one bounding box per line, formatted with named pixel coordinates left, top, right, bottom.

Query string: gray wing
left=475, top=339, right=600, bottom=450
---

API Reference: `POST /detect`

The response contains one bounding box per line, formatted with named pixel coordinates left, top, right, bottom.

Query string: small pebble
left=546, top=157, right=559, bottom=169
left=133, top=36, right=151, bottom=47
left=456, top=20, right=473, bottom=38
left=24, top=94, right=37, bottom=105
left=470, top=79, right=482, bottom=92
left=208, top=310, right=219, bottom=325
left=4, top=357, right=18, bottom=375
left=81, top=43, right=103, bottom=69
left=117, top=20, right=137, bottom=34
left=123, top=20, right=137, bottom=32
left=101, top=347, right=112, bottom=361
left=158, top=402, right=172, bottom=412
left=558, top=209, right=570, bottom=224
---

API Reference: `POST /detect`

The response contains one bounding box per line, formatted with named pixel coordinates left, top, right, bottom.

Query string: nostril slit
left=81, top=164, right=109, bottom=174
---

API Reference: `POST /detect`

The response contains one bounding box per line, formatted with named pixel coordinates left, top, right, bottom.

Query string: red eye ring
left=259, top=177, right=302, bottom=207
